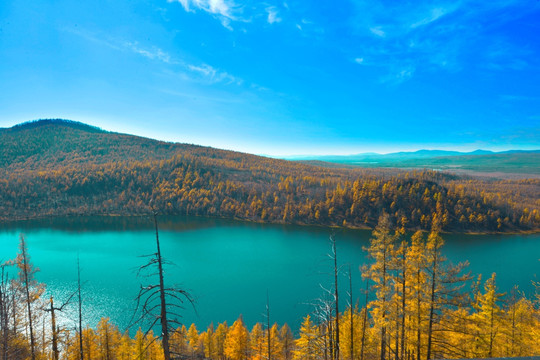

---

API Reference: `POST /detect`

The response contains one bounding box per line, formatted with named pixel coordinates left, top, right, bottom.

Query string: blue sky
left=0, top=0, right=539, bottom=155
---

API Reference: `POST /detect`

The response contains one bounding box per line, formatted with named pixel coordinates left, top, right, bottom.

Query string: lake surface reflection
left=0, top=216, right=538, bottom=333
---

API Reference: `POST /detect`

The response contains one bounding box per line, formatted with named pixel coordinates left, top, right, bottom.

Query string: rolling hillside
left=1, top=119, right=538, bottom=232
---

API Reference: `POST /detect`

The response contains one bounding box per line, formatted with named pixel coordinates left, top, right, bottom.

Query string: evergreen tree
left=279, top=324, right=294, bottom=360
left=471, top=273, right=505, bottom=358
left=364, top=214, right=396, bottom=360
left=224, top=316, right=249, bottom=360
left=250, top=323, right=264, bottom=360
left=293, top=315, right=321, bottom=360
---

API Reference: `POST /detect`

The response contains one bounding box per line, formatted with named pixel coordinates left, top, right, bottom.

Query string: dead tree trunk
left=360, top=279, right=368, bottom=360
left=132, top=209, right=194, bottom=360
left=331, top=234, right=340, bottom=360
left=17, top=235, right=36, bottom=360
left=267, top=292, right=271, bottom=360
left=426, top=239, right=439, bottom=360
left=0, top=266, right=9, bottom=360
left=349, top=266, right=354, bottom=360
left=78, top=256, right=84, bottom=360
left=44, top=291, right=76, bottom=360
left=416, top=266, right=421, bottom=360
left=49, top=297, right=59, bottom=360
left=154, top=210, right=172, bottom=360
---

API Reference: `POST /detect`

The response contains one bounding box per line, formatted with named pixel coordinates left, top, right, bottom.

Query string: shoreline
left=2, top=213, right=539, bottom=236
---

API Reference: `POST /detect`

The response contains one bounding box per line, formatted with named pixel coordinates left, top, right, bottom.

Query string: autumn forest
left=0, top=120, right=539, bottom=232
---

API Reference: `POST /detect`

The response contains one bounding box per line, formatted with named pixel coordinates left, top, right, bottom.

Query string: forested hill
left=1, top=119, right=189, bottom=169
left=1, top=119, right=539, bottom=232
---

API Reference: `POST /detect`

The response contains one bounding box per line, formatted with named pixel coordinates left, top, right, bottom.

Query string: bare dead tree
left=360, top=275, right=369, bottom=360
left=131, top=208, right=194, bottom=360
left=313, top=233, right=343, bottom=360
left=330, top=234, right=340, bottom=360
left=43, top=290, right=76, bottom=360
left=11, top=291, right=16, bottom=353
left=266, top=291, right=271, bottom=360
left=311, top=288, right=335, bottom=360
left=77, top=255, right=84, bottom=360
left=0, top=263, right=12, bottom=360
left=348, top=265, right=354, bottom=360
left=16, top=235, right=39, bottom=360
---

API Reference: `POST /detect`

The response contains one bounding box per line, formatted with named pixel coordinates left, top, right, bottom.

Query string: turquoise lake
left=0, top=216, right=538, bottom=333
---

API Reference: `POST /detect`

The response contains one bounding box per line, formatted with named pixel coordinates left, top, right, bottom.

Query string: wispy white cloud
left=250, top=83, right=271, bottom=92
left=66, top=27, right=244, bottom=86
left=122, top=40, right=174, bottom=64
left=187, top=63, right=243, bottom=85
left=410, top=7, right=450, bottom=28
left=167, top=0, right=239, bottom=29
left=66, top=28, right=176, bottom=64
left=352, top=1, right=460, bottom=39
left=348, top=0, right=536, bottom=83
left=380, top=66, right=415, bottom=85
left=266, top=6, right=281, bottom=24
left=171, top=0, right=235, bottom=18
left=167, top=0, right=301, bottom=30
left=158, top=88, right=245, bottom=104
left=369, top=26, right=386, bottom=37
left=188, top=64, right=215, bottom=77
left=294, top=18, right=324, bottom=38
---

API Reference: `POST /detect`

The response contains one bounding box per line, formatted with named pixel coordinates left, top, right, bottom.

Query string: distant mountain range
left=285, top=149, right=538, bottom=161
left=284, top=149, right=540, bottom=174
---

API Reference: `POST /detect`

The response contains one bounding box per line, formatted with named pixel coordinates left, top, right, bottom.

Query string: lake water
left=0, top=216, right=538, bottom=334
